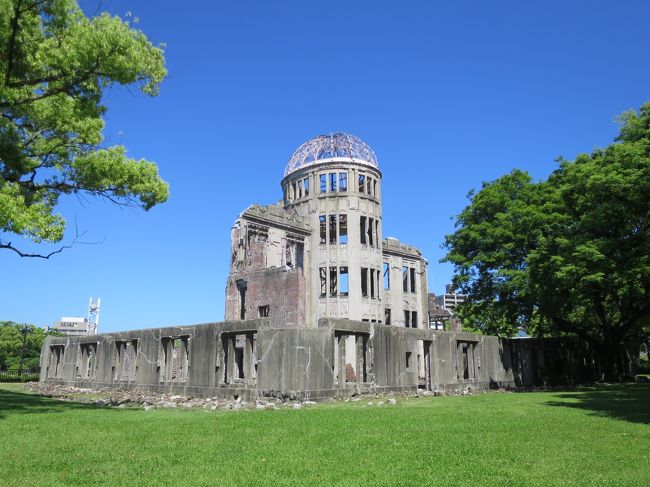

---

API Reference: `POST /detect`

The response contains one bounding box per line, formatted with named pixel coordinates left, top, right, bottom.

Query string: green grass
left=1, top=384, right=649, bottom=486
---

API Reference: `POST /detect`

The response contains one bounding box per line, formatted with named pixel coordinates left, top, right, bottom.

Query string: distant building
left=427, top=293, right=451, bottom=330
left=51, top=317, right=91, bottom=336
left=427, top=284, right=467, bottom=331
left=435, top=284, right=467, bottom=314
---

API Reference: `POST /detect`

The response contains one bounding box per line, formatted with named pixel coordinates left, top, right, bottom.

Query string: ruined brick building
left=40, top=133, right=607, bottom=399
left=225, top=133, right=428, bottom=331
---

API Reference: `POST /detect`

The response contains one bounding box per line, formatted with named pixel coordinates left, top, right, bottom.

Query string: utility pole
left=17, top=325, right=33, bottom=377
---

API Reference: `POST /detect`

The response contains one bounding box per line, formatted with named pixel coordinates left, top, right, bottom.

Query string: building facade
left=50, top=317, right=91, bottom=336
left=225, top=133, right=428, bottom=330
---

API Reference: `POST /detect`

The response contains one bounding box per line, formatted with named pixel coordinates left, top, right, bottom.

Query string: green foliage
left=444, top=103, right=650, bottom=379
left=0, top=321, right=48, bottom=372
left=0, top=383, right=648, bottom=485
left=0, top=0, right=168, bottom=257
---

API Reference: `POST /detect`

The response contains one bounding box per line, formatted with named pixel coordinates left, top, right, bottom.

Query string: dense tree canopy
left=0, top=321, right=53, bottom=372
left=0, top=0, right=168, bottom=257
left=444, top=103, right=650, bottom=380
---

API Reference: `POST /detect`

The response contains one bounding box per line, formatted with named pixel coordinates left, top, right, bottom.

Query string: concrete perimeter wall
left=40, top=319, right=603, bottom=401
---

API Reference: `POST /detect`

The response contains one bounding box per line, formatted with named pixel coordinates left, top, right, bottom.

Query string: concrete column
left=245, top=333, right=254, bottom=383
left=338, top=334, right=346, bottom=385
left=356, top=334, right=365, bottom=383
left=227, top=337, right=235, bottom=383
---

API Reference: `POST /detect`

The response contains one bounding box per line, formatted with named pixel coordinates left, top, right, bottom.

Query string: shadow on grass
left=0, top=386, right=101, bottom=420
left=543, top=383, right=650, bottom=425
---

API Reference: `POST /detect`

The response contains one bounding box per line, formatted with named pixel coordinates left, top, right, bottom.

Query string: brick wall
left=225, top=267, right=306, bottom=327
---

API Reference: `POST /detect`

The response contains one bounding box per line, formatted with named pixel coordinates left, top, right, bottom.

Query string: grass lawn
left=0, top=383, right=648, bottom=486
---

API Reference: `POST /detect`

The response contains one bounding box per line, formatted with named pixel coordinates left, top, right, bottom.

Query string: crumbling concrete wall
left=40, top=319, right=616, bottom=401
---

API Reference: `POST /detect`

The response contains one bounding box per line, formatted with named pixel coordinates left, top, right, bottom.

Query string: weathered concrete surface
left=41, top=317, right=606, bottom=401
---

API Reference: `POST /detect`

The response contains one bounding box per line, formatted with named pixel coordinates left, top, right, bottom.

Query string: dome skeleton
left=285, top=132, right=379, bottom=177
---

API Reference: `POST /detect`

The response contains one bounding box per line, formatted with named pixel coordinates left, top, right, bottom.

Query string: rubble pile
left=25, top=382, right=507, bottom=411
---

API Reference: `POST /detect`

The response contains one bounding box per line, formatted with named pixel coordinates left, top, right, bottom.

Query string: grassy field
left=0, top=383, right=648, bottom=486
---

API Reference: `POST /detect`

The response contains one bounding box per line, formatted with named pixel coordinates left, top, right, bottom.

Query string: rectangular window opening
left=385, top=308, right=391, bottom=325
left=171, top=337, right=189, bottom=382
left=361, top=268, right=368, bottom=297
left=237, top=280, right=247, bottom=320
left=48, top=345, right=65, bottom=379
left=358, top=174, right=365, bottom=193
left=339, top=267, right=348, bottom=296
left=329, top=215, right=337, bottom=244
left=406, top=351, right=412, bottom=369
left=329, top=172, right=337, bottom=192
left=367, top=217, right=373, bottom=246
left=319, top=215, right=326, bottom=244
left=383, top=262, right=390, bottom=289
left=402, top=266, right=409, bottom=293
left=78, top=343, right=98, bottom=380
left=412, top=311, right=418, bottom=329
left=297, top=179, right=303, bottom=198
left=329, top=266, right=338, bottom=297
left=410, top=268, right=416, bottom=294
left=370, top=268, right=376, bottom=299
left=345, top=335, right=357, bottom=383
left=235, top=334, right=245, bottom=380
left=258, top=305, right=270, bottom=317
left=376, top=268, right=380, bottom=299
left=319, top=267, right=327, bottom=297
left=404, top=310, right=411, bottom=328
left=295, top=242, right=304, bottom=268
left=320, top=174, right=327, bottom=193
left=160, top=335, right=190, bottom=383
left=360, top=216, right=367, bottom=244
left=303, top=177, right=310, bottom=196
left=339, top=214, right=348, bottom=244
left=339, top=172, right=348, bottom=192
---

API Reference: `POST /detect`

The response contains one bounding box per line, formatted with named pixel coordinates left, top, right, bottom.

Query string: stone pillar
left=226, top=336, right=235, bottom=383
left=245, top=333, right=254, bottom=384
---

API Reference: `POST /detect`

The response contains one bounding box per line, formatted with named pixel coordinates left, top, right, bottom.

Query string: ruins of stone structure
left=40, top=133, right=607, bottom=400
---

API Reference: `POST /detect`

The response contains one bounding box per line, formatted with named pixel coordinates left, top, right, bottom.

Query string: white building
left=51, top=317, right=90, bottom=336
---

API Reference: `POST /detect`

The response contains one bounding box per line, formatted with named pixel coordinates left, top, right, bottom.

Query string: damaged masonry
left=40, top=133, right=612, bottom=401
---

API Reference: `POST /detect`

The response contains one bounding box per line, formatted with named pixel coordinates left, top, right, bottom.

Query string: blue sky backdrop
left=3, top=0, right=650, bottom=331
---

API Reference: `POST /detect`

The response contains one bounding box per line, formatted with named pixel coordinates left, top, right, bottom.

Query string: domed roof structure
left=284, top=132, right=378, bottom=177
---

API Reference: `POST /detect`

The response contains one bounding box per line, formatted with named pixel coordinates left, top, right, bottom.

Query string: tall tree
left=444, top=103, right=650, bottom=380
left=0, top=0, right=168, bottom=258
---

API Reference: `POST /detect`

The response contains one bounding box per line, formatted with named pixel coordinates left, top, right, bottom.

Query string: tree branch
left=0, top=60, right=103, bottom=110
left=0, top=224, right=103, bottom=259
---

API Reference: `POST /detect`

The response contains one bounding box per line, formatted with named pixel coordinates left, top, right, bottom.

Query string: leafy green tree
left=444, top=103, right=650, bottom=381
left=0, top=321, right=50, bottom=372
left=0, top=0, right=168, bottom=258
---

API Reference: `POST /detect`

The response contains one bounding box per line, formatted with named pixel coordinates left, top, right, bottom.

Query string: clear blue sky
left=3, top=1, right=650, bottom=332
